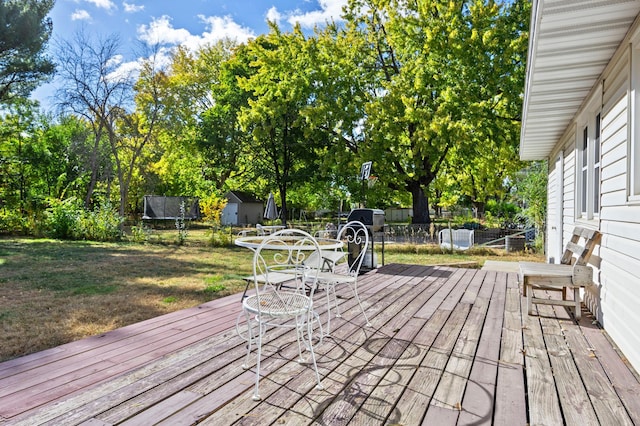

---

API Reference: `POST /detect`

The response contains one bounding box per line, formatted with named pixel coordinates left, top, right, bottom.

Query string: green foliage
left=76, top=202, right=122, bottom=242
left=333, top=0, right=530, bottom=223
left=485, top=199, right=520, bottom=227
left=199, top=194, right=227, bottom=228
left=43, top=198, right=83, bottom=239
left=207, top=228, right=233, bottom=247
left=203, top=275, right=227, bottom=294
left=1, top=0, right=532, bottom=231
left=128, top=222, right=151, bottom=243
left=43, top=197, right=122, bottom=241
left=0, top=0, right=55, bottom=103
left=0, top=210, right=28, bottom=234
left=513, top=161, right=548, bottom=231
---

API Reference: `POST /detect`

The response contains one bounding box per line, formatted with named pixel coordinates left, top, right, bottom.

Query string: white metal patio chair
left=438, top=228, right=474, bottom=250
left=239, top=228, right=324, bottom=401
left=315, top=220, right=372, bottom=336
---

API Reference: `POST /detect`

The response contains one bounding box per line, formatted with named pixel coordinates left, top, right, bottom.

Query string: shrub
left=128, top=222, right=151, bottom=243
left=43, top=198, right=122, bottom=241
left=77, top=202, right=122, bottom=241
left=208, top=228, right=233, bottom=247
left=0, top=210, right=29, bottom=234
left=43, top=198, right=83, bottom=239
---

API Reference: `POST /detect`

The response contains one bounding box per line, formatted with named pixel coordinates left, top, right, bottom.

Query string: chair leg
left=325, top=284, right=333, bottom=337
left=294, top=316, right=307, bottom=363
left=252, top=321, right=264, bottom=401
left=241, top=312, right=253, bottom=370
left=351, top=283, right=371, bottom=327
left=527, top=284, right=534, bottom=316
left=305, top=314, right=324, bottom=391
left=333, top=284, right=342, bottom=319
left=573, top=287, right=581, bottom=320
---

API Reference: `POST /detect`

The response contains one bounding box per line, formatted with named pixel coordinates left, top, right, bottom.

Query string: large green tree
left=196, top=42, right=254, bottom=191
left=238, top=25, right=323, bottom=224
left=336, top=0, right=529, bottom=224
left=0, top=0, right=55, bottom=103
left=0, top=101, right=82, bottom=216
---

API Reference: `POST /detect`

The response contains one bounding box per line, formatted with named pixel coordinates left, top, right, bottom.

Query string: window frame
left=576, top=100, right=602, bottom=221
left=630, top=36, right=640, bottom=202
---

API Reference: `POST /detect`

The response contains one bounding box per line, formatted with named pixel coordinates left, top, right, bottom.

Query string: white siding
left=578, top=57, right=640, bottom=372
left=562, top=136, right=576, bottom=241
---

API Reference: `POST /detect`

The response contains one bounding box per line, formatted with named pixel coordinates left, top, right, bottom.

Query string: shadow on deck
left=1, top=264, right=639, bottom=425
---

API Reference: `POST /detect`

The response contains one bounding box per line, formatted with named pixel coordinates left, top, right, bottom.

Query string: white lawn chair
left=315, top=221, right=372, bottom=336
left=439, top=228, right=474, bottom=251
left=239, top=229, right=324, bottom=401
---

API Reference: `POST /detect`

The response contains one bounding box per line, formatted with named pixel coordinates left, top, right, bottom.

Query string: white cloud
left=84, top=0, right=116, bottom=11
left=105, top=54, right=124, bottom=69
left=197, top=15, right=255, bottom=45
left=137, top=16, right=193, bottom=46
left=286, top=0, right=347, bottom=28
left=122, top=2, right=144, bottom=13
left=137, top=15, right=255, bottom=52
left=266, top=6, right=282, bottom=26
left=71, top=9, right=91, bottom=21
left=105, top=58, right=140, bottom=83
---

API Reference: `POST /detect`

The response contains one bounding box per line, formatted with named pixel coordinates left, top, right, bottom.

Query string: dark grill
left=347, top=208, right=385, bottom=233
left=346, top=208, right=385, bottom=271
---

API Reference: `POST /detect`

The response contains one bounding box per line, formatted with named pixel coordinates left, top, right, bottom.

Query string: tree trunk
left=84, top=134, right=101, bottom=209
left=279, top=186, right=287, bottom=226
left=409, top=181, right=431, bottom=224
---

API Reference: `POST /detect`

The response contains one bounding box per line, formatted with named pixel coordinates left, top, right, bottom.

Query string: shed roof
left=225, top=191, right=263, bottom=204
left=520, top=0, right=640, bottom=160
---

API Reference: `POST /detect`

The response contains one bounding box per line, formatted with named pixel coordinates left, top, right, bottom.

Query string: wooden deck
left=1, top=264, right=639, bottom=425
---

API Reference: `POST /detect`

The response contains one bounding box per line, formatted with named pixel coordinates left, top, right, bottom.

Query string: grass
left=0, top=232, right=543, bottom=362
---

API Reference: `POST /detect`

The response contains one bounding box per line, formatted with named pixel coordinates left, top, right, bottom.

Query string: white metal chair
left=438, top=228, right=474, bottom=250
left=315, top=221, right=372, bottom=336
left=240, top=229, right=324, bottom=401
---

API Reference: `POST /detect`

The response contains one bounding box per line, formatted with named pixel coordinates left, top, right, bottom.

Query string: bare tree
left=54, top=29, right=133, bottom=210
left=55, top=30, right=164, bottom=219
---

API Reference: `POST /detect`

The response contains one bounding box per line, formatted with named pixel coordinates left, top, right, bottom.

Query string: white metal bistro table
left=235, top=234, right=345, bottom=298
left=235, top=235, right=343, bottom=250
left=256, top=225, right=286, bottom=235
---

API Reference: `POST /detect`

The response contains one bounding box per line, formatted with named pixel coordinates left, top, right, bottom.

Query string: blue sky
left=32, top=0, right=348, bottom=110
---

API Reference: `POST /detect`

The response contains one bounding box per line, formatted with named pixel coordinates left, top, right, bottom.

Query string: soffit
left=520, top=0, right=640, bottom=160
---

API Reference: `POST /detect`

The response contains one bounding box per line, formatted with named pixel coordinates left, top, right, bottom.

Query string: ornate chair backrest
left=338, top=220, right=370, bottom=276
left=253, top=228, right=321, bottom=303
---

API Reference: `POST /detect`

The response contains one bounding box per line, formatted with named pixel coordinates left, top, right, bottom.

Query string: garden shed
left=220, top=191, right=263, bottom=226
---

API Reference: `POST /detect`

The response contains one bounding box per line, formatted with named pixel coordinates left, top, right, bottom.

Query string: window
left=630, top=35, right=640, bottom=201
left=577, top=111, right=601, bottom=220
left=594, top=114, right=601, bottom=214
left=581, top=126, right=588, bottom=215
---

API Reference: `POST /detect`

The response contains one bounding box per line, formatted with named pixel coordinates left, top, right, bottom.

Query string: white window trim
left=629, top=33, right=640, bottom=203
left=576, top=95, right=601, bottom=221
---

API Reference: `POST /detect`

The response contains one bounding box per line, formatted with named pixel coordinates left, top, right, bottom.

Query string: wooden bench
left=519, top=226, right=602, bottom=319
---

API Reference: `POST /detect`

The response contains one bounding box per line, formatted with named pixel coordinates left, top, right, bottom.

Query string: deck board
left=1, top=264, right=639, bottom=425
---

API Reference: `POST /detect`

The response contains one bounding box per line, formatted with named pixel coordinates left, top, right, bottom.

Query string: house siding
left=561, top=136, right=576, bottom=241
left=557, top=48, right=640, bottom=371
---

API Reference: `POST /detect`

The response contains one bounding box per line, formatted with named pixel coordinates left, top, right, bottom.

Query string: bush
left=208, top=228, right=233, bottom=247
left=0, top=210, right=29, bottom=234
left=128, top=222, right=151, bottom=243
left=77, top=203, right=122, bottom=241
left=44, top=198, right=122, bottom=241
left=44, top=198, right=83, bottom=239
